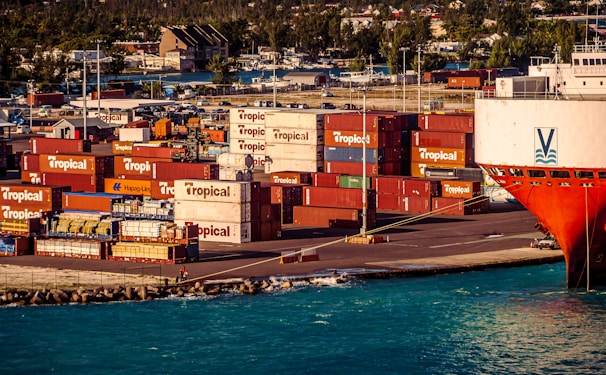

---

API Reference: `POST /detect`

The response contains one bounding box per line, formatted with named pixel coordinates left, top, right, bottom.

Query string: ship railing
left=475, top=90, right=556, bottom=100
left=573, top=43, right=606, bottom=53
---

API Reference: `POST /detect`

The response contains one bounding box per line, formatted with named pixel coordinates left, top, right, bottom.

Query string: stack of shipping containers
left=267, top=171, right=310, bottom=224
left=229, top=107, right=277, bottom=171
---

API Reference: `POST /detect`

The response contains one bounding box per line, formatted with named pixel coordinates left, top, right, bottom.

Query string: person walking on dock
left=180, top=266, right=188, bottom=282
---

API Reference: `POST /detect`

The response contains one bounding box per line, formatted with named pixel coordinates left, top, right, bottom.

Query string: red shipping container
left=269, top=171, right=311, bottom=185
left=293, top=205, right=376, bottom=228
left=63, top=192, right=122, bottom=212
left=374, top=176, right=404, bottom=195
left=381, top=162, right=401, bottom=176
left=324, top=112, right=408, bottom=132
left=152, top=161, right=219, bottom=180
left=125, top=120, right=150, bottom=129
left=411, top=146, right=473, bottom=166
left=131, top=145, right=186, bottom=159
left=325, top=129, right=381, bottom=148
left=324, top=161, right=380, bottom=176
left=432, top=197, right=466, bottom=215
left=0, top=184, right=69, bottom=210
left=39, top=154, right=112, bottom=177
left=21, top=154, right=40, bottom=172
left=42, top=173, right=104, bottom=192
left=0, top=204, right=51, bottom=221
left=418, top=114, right=474, bottom=133
left=376, top=193, right=401, bottom=211
left=441, top=180, right=482, bottom=199
left=411, top=130, right=473, bottom=149
left=303, top=186, right=376, bottom=209
left=311, top=172, right=341, bottom=188
left=30, top=138, right=92, bottom=154
left=205, top=129, right=227, bottom=143
left=21, top=171, right=41, bottom=184
left=259, top=184, right=272, bottom=206
left=114, top=155, right=172, bottom=179
left=150, top=180, right=174, bottom=200
left=400, top=195, right=431, bottom=214
left=403, top=177, right=441, bottom=198
left=282, top=205, right=294, bottom=224
left=270, top=184, right=303, bottom=205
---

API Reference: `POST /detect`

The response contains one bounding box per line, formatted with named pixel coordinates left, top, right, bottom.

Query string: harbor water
left=2, top=261, right=606, bottom=374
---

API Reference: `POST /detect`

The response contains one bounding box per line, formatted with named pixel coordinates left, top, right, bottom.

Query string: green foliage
left=206, top=54, right=237, bottom=84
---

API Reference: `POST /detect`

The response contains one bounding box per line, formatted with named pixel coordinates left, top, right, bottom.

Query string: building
left=159, top=25, right=229, bottom=71
left=51, top=117, right=116, bottom=141
left=283, top=72, right=329, bottom=89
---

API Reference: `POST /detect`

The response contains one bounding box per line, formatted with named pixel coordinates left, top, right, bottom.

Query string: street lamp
left=95, top=40, right=103, bottom=115
left=428, top=82, right=432, bottom=102
left=159, top=74, right=167, bottom=99
left=400, top=47, right=409, bottom=112
left=461, top=80, right=465, bottom=106
left=27, top=80, right=34, bottom=129
left=417, top=45, right=422, bottom=113
left=83, top=51, right=88, bottom=140
left=361, top=86, right=368, bottom=237
left=393, top=84, right=397, bottom=111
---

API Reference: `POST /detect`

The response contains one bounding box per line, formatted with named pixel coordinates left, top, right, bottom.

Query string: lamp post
left=429, top=82, right=432, bottom=102
left=27, top=80, right=34, bottom=129
left=83, top=51, right=88, bottom=140
left=417, top=45, right=421, bottom=113
left=461, top=80, right=465, bottom=106
left=95, top=40, right=103, bottom=115
left=159, top=74, right=166, bottom=99
left=361, top=86, right=368, bottom=237
left=400, top=47, right=409, bottom=112
left=393, top=84, right=397, bottom=111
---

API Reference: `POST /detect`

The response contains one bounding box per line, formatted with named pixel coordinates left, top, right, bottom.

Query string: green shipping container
left=339, top=175, right=372, bottom=189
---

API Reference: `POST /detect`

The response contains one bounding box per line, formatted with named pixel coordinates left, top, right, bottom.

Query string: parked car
left=218, top=101, right=232, bottom=106
left=322, top=91, right=334, bottom=97
left=285, top=103, right=298, bottom=108
left=196, top=99, right=210, bottom=106
left=38, top=105, right=52, bottom=117
left=531, top=236, right=560, bottom=250
left=321, top=102, right=336, bottom=109
left=342, top=104, right=357, bottom=110
left=297, top=103, right=309, bottom=109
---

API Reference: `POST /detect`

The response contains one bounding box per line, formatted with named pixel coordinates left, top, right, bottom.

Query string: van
left=196, top=98, right=210, bottom=106
left=15, top=124, right=32, bottom=134
left=38, top=105, right=52, bottom=117
left=423, top=99, right=444, bottom=111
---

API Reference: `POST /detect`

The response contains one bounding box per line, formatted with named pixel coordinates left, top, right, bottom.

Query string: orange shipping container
left=38, top=154, right=104, bottom=175
left=104, top=178, right=151, bottom=196
left=324, top=129, right=380, bottom=148
left=112, top=141, right=134, bottom=155
left=440, top=180, right=482, bottom=199
left=410, top=146, right=473, bottom=166
left=63, top=192, right=122, bottom=212
left=114, top=155, right=172, bottom=178
left=447, top=76, right=481, bottom=89
left=410, top=162, right=460, bottom=178
left=154, top=119, right=172, bottom=139
left=150, top=180, right=174, bottom=200
left=205, top=129, right=227, bottom=143
left=0, top=184, right=69, bottom=210
left=131, top=145, right=185, bottom=159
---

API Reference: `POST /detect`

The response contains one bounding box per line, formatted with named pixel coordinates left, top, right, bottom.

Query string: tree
left=206, top=54, right=237, bottom=84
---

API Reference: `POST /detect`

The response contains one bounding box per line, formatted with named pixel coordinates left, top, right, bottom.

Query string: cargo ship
left=475, top=42, right=606, bottom=288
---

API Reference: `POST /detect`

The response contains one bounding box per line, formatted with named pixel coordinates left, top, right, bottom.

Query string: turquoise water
left=2, top=262, right=606, bottom=374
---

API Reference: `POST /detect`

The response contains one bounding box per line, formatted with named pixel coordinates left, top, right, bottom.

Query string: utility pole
left=417, top=45, right=421, bottom=113
left=400, top=47, right=409, bottom=112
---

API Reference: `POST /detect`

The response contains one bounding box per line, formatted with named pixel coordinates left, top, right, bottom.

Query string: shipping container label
left=234, top=139, right=265, bottom=153
left=1, top=186, right=44, bottom=204
left=115, top=157, right=152, bottom=175
left=324, top=130, right=380, bottom=148
left=268, top=128, right=312, bottom=143
left=0, top=205, right=44, bottom=220
left=232, top=123, right=265, bottom=139
left=411, top=147, right=467, bottom=164
left=271, top=175, right=300, bottom=184
left=177, top=220, right=251, bottom=243
left=232, top=108, right=274, bottom=124
left=174, top=180, right=250, bottom=202
left=112, top=141, right=133, bottom=154
left=22, top=172, right=41, bottom=184
left=105, top=178, right=151, bottom=196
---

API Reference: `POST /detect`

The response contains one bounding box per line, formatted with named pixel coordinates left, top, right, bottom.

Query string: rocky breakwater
left=0, top=278, right=327, bottom=306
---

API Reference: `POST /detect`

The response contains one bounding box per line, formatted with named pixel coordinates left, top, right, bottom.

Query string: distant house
left=159, top=25, right=229, bottom=71
left=51, top=117, right=115, bottom=141
left=283, top=72, right=328, bottom=88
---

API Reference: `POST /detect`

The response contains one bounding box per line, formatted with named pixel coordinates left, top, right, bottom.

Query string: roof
left=283, top=72, right=328, bottom=78
left=53, top=117, right=114, bottom=130
left=166, top=24, right=228, bottom=48
left=69, top=99, right=175, bottom=111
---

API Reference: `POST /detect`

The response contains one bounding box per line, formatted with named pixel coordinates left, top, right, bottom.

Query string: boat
left=338, top=68, right=385, bottom=84
left=474, top=41, right=606, bottom=288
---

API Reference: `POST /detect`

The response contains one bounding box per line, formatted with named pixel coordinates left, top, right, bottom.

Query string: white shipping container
left=230, top=107, right=278, bottom=125
left=174, top=201, right=251, bottom=223
left=217, top=153, right=254, bottom=169
left=265, top=143, right=324, bottom=160
left=219, top=168, right=253, bottom=181
left=265, top=111, right=325, bottom=130
left=174, top=179, right=252, bottom=202
left=174, top=219, right=252, bottom=244
left=229, top=138, right=265, bottom=155
left=264, top=158, right=323, bottom=174
left=119, top=128, right=151, bottom=143
left=265, top=126, right=324, bottom=145
left=229, top=123, right=266, bottom=140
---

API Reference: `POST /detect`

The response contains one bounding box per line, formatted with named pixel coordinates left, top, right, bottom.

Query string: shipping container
left=131, top=144, right=186, bottom=159
left=230, top=107, right=279, bottom=125
left=114, top=155, right=172, bottom=178
left=447, top=76, right=482, bottom=89
left=112, top=141, right=134, bottom=155
left=38, top=154, right=111, bottom=176
left=21, top=153, right=40, bottom=172
left=125, top=120, right=150, bottom=129
left=109, top=241, right=186, bottom=262
left=42, top=173, right=104, bottom=192
left=324, top=161, right=380, bottom=176
left=264, top=159, right=323, bottom=174
left=230, top=123, right=266, bottom=140
left=153, top=119, right=172, bottom=140
left=216, top=153, right=253, bottom=169
left=174, top=180, right=252, bottom=203
left=0, top=204, right=50, bottom=221
left=92, top=89, right=126, bottom=100
left=376, top=193, right=401, bottom=211
left=0, top=184, right=69, bottom=210
left=174, top=219, right=252, bottom=244
left=269, top=171, right=311, bottom=185
left=293, top=206, right=376, bottom=228
left=119, top=127, right=151, bottom=143
left=205, top=129, right=228, bottom=143
left=265, top=111, right=325, bottom=130
left=303, top=186, right=376, bottom=209
left=270, top=184, right=303, bottom=205
left=440, top=180, right=482, bottom=199
left=174, top=201, right=251, bottom=223
left=402, top=177, right=441, bottom=198
left=230, top=138, right=265, bottom=155
left=265, top=126, right=324, bottom=145
left=418, top=114, right=474, bottom=133
left=265, top=143, right=324, bottom=160
left=324, top=112, right=409, bottom=132
left=35, top=238, right=107, bottom=260
left=312, top=172, right=341, bottom=188
left=410, top=146, right=473, bottom=166
left=150, top=180, right=174, bottom=200
left=324, top=146, right=379, bottom=164
left=324, top=129, right=381, bottom=148
left=219, top=168, right=253, bottom=181
left=374, top=176, right=404, bottom=195
left=411, top=130, right=473, bottom=149
left=0, top=237, right=31, bottom=256
left=30, top=138, right=91, bottom=154
left=119, top=220, right=196, bottom=243
left=152, top=161, right=218, bottom=180
left=400, top=196, right=431, bottom=214
left=27, top=92, right=64, bottom=107
left=63, top=192, right=123, bottom=212
left=104, top=177, right=151, bottom=196
left=339, top=175, right=372, bottom=189
left=411, top=162, right=461, bottom=178
left=0, top=218, right=41, bottom=237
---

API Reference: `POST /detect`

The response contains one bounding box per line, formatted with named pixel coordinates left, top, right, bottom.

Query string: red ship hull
left=481, top=164, right=606, bottom=287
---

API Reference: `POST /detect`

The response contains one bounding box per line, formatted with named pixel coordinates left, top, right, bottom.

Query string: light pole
left=83, top=51, right=88, bottom=140
left=417, top=45, right=421, bottom=113
left=27, top=80, right=34, bottom=129
left=159, top=75, right=167, bottom=99
left=400, top=47, right=409, bottom=112
left=428, top=82, right=432, bottom=102
left=461, top=80, right=465, bottom=106
left=95, top=40, right=103, bottom=115
left=393, top=84, right=397, bottom=111
left=361, top=86, right=368, bottom=237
